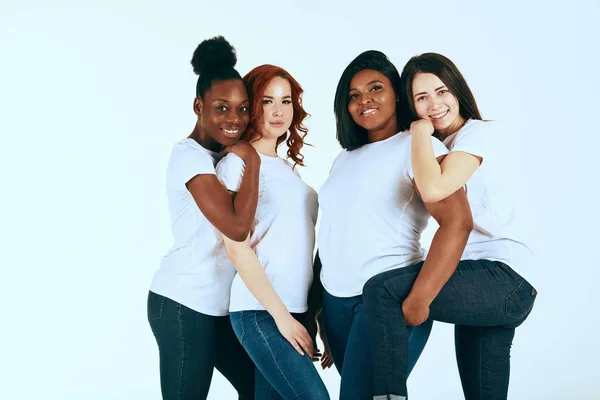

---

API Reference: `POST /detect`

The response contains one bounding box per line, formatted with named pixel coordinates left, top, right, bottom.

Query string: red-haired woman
left=215, top=64, right=330, bottom=399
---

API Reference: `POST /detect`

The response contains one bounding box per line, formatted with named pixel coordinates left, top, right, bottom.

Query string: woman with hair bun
left=147, top=36, right=258, bottom=399
left=216, top=64, right=329, bottom=399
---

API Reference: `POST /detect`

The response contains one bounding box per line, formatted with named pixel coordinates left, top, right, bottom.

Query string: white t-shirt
left=216, top=153, right=319, bottom=313
left=443, top=119, right=535, bottom=287
left=318, top=131, right=449, bottom=297
left=150, top=138, right=237, bottom=316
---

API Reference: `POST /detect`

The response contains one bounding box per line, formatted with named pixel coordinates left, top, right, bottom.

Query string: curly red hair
left=241, top=64, right=310, bottom=167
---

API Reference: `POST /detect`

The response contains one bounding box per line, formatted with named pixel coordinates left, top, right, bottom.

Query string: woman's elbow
left=222, top=225, right=249, bottom=242
left=422, top=193, right=444, bottom=204
left=420, top=186, right=446, bottom=204
left=457, top=215, right=474, bottom=233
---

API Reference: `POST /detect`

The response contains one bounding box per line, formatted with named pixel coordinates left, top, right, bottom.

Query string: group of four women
left=147, top=35, right=537, bottom=400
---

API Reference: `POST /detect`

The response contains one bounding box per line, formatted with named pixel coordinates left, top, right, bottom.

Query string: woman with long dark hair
left=314, top=50, right=474, bottom=399
left=364, top=53, right=537, bottom=400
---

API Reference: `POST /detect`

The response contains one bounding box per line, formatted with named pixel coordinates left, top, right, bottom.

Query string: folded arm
left=411, top=121, right=481, bottom=203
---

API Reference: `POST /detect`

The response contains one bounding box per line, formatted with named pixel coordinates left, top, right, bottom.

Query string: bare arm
left=186, top=147, right=260, bottom=241
left=408, top=184, right=473, bottom=304
left=223, top=235, right=314, bottom=357
left=411, top=120, right=481, bottom=203
left=305, top=251, right=332, bottom=368
left=306, top=251, right=323, bottom=319
left=304, top=252, right=324, bottom=350
left=224, top=235, right=293, bottom=323
left=401, top=181, right=473, bottom=326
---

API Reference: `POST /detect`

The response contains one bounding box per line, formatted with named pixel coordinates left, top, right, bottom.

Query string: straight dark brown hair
left=399, top=53, right=483, bottom=130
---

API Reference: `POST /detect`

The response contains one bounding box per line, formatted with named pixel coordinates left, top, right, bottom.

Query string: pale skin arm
left=411, top=119, right=482, bottom=203
left=222, top=232, right=314, bottom=358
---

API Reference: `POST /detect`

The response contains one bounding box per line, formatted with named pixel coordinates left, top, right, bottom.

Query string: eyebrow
left=263, top=95, right=292, bottom=99
left=413, top=85, right=447, bottom=98
left=212, top=98, right=249, bottom=103
left=349, top=80, right=384, bottom=91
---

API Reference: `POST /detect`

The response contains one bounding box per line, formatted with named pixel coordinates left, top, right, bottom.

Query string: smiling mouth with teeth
left=221, top=128, right=240, bottom=135
left=361, top=108, right=378, bottom=116
left=430, top=110, right=449, bottom=120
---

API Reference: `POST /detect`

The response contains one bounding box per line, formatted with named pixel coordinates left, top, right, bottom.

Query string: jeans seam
left=158, top=296, right=164, bottom=319
left=240, top=311, right=246, bottom=344
left=177, top=303, right=184, bottom=400
left=478, top=326, right=483, bottom=400
left=505, top=279, right=527, bottom=319
left=148, top=293, right=165, bottom=321
left=254, top=312, right=299, bottom=398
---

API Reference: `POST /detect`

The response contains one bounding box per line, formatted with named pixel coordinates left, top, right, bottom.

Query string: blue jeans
left=363, top=260, right=537, bottom=400
left=321, top=290, right=432, bottom=400
left=230, top=310, right=329, bottom=400
left=147, top=291, right=255, bottom=400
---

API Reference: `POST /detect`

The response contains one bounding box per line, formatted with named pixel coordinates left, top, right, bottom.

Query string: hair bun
left=191, top=35, right=237, bottom=75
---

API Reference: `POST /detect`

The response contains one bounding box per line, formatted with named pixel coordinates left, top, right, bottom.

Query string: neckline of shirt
left=183, top=138, right=220, bottom=158
left=442, top=118, right=476, bottom=146
left=360, top=130, right=407, bottom=148
left=258, top=152, right=284, bottom=162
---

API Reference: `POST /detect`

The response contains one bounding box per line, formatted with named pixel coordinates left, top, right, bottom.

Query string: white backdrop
left=1, top=0, right=599, bottom=398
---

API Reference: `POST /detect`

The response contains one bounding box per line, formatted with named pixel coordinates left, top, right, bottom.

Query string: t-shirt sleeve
left=450, top=120, right=499, bottom=164
left=168, top=144, right=216, bottom=191
left=215, top=153, right=245, bottom=192
left=431, top=136, right=449, bottom=159
left=408, top=136, right=449, bottom=179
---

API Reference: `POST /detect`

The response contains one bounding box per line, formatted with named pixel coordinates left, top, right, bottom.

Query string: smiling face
left=260, top=76, right=294, bottom=139
left=194, top=79, right=250, bottom=150
left=347, top=69, right=398, bottom=141
left=412, top=72, right=465, bottom=137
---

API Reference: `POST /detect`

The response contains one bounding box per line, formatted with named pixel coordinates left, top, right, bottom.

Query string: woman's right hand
left=275, top=314, right=314, bottom=359
left=222, top=141, right=259, bottom=163
left=320, top=341, right=333, bottom=370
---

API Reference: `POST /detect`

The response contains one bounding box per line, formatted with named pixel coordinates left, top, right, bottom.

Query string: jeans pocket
left=147, top=292, right=165, bottom=321
left=505, top=279, right=537, bottom=322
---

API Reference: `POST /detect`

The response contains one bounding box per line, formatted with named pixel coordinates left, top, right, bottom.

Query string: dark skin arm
left=306, top=251, right=323, bottom=322
left=186, top=143, right=261, bottom=242
left=305, top=251, right=333, bottom=368
left=305, top=252, right=323, bottom=358
left=403, top=157, right=474, bottom=326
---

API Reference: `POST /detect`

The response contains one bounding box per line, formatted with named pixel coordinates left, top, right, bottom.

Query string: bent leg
left=364, top=260, right=536, bottom=398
